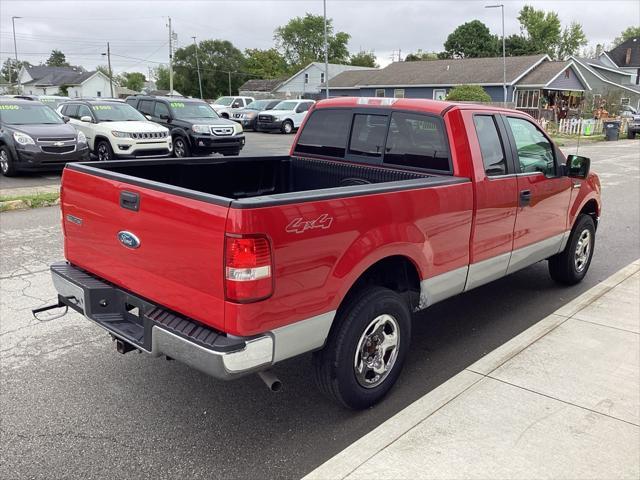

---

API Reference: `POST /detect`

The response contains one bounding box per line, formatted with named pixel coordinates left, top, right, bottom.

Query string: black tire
left=549, top=214, right=596, bottom=285
left=628, top=130, right=636, bottom=139
left=0, top=146, right=18, bottom=177
left=313, top=286, right=412, bottom=410
left=221, top=149, right=241, bottom=157
left=173, top=136, right=190, bottom=158
left=95, top=140, right=114, bottom=161
left=281, top=120, right=294, bottom=134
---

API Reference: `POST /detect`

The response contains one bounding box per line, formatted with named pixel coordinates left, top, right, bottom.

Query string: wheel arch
left=578, top=198, right=600, bottom=230
left=93, top=135, right=112, bottom=152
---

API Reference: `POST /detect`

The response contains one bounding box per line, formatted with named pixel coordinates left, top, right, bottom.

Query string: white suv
left=255, top=100, right=315, bottom=134
left=58, top=100, right=172, bottom=161
left=210, top=96, right=254, bottom=119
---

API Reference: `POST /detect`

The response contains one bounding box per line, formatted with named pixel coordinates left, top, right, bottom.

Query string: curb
left=0, top=196, right=60, bottom=213
left=303, top=259, right=640, bottom=480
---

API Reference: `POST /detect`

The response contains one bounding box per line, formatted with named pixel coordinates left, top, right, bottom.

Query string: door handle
left=519, top=189, right=532, bottom=207
left=120, top=191, right=139, bottom=211
left=572, top=181, right=581, bottom=189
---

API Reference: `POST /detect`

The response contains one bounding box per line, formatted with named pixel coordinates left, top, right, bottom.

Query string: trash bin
left=581, top=119, right=596, bottom=136
left=603, top=120, right=621, bottom=141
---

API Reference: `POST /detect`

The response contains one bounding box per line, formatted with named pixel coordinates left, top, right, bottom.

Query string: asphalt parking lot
left=1, top=138, right=639, bottom=479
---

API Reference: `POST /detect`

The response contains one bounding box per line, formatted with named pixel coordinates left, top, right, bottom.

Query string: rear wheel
left=96, top=140, right=114, bottom=161
left=313, top=286, right=411, bottom=409
left=173, top=136, right=190, bottom=158
left=281, top=120, right=294, bottom=134
left=0, top=146, right=17, bottom=177
left=549, top=214, right=596, bottom=285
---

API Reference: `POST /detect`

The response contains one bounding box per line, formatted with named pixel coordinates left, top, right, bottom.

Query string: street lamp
left=12, top=16, right=22, bottom=92
left=485, top=4, right=506, bottom=104
left=192, top=36, right=203, bottom=99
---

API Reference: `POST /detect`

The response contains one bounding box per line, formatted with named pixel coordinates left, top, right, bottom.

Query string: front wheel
left=173, top=137, right=190, bottom=158
left=95, top=140, right=114, bottom=161
left=548, top=214, right=596, bottom=285
left=0, top=146, right=18, bottom=177
left=281, top=120, right=294, bottom=134
left=313, top=287, right=411, bottom=409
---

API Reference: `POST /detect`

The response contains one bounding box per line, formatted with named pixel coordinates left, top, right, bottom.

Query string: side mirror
left=566, top=154, right=590, bottom=178
left=145, top=114, right=153, bottom=121
left=62, top=115, right=70, bottom=123
left=80, top=116, right=92, bottom=123
left=160, top=113, right=170, bottom=121
left=232, top=102, right=242, bottom=108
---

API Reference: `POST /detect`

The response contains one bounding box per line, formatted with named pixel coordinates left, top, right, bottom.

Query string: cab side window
left=77, top=105, right=92, bottom=119
left=138, top=100, right=154, bottom=116
left=473, top=115, right=507, bottom=176
left=64, top=104, right=79, bottom=119
left=507, top=117, right=556, bottom=176
left=154, top=101, right=170, bottom=118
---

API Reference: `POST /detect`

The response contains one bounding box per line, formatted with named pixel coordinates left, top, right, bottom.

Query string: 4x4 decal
left=286, top=214, right=333, bottom=234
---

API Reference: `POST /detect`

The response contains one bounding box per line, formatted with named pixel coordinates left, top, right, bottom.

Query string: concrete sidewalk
left=306, top=260, right=640, bottom=480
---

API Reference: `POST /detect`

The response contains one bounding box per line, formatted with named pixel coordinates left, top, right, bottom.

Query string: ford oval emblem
left=117, top=231, right=141, bottom=249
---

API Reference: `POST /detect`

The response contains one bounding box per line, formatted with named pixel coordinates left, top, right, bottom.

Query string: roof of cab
left=313, top=96, right=521, bottom=116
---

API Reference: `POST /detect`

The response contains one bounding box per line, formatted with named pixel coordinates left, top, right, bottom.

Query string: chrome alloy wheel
left=574, top=229, right=591, bottom=273
left=354, top=314, right=400, bottom=388
left=174, top=138, right=186, bottom=157
left=0, top=150, right=9, bottom=174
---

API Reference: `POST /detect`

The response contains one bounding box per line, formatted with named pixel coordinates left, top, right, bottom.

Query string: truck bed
left=65, top=156, right=463, bottom=208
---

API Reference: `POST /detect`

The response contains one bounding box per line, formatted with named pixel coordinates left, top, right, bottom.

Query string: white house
left=18, top=66, right=114, bottom=97
left=273, top=63, right=377, bottom=98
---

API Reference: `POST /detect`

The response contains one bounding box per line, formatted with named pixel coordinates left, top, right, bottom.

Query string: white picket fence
left=540, top=118, right=629, bottom=136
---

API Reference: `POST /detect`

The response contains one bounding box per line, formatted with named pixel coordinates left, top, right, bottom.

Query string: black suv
left=0, top=98, right=89, bottom=176
left=126, top=96, right=245, bottom=157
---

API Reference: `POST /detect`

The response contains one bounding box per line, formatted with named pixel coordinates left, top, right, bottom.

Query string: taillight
left=225, top=235, right=273, bottom=302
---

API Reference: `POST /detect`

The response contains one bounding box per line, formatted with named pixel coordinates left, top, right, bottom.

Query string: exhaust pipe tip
left=257, top=370, right=282, bottom=392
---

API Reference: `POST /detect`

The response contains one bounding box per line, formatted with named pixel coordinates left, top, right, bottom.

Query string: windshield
left=273, top=101, right=299, bottom=111
left=170, top=101, right=219, bottom=119
left=214, top=97, right=234, bottom=106
left=245, top=100, right=274, bottom=111
left=39, top=97, right=68, bottom=110
left=0, top=103, right=64, bottom=125
left=92, top=103, right=146, bottom=122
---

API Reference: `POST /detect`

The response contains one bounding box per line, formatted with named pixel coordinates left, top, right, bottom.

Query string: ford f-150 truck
left=45, top=97, right=601, bottom=409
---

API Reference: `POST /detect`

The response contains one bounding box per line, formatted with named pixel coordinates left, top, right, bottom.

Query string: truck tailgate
left=61, top=168, right=230, bottom=332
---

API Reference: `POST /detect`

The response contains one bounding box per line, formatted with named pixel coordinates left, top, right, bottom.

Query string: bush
left=446, top=84, right=492, bottom=102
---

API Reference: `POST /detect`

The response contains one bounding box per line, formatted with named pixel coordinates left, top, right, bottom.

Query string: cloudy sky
left=1, top=0, right=638, bottom=77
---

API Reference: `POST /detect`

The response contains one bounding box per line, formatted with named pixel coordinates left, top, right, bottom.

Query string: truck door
left=502, top=115, right=572, bottom=274
left=464, top=112, right=519, bottom=290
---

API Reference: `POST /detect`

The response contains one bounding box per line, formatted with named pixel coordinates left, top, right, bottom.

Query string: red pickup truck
left=47, top=97, right=601, bottom=409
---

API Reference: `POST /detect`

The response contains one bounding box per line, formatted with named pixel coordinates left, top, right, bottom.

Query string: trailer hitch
left=32, top=300, right=69, bottom=321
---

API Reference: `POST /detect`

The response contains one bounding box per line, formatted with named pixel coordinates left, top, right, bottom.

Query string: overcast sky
left=1, top=0, right=638, bottom=77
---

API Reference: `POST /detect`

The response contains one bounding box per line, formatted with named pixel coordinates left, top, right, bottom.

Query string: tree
left=557, top=22, right=588, bottom=60
left=446, top=85, right=492, bottom=102
left=1, top=58, right=31, bottom=83
left=244, top=48, right=288, bottom=78
left=613, top=26, right=640, bottom=47
left=349, top=50, right=378, bottom=68
left=516, top=5, right=586, bottom=59
left=46, top=49, right=69, bottom=67
left=155, top=65, right=170, bottom=90
left=404, top=50, right=439, bottom=62
left=504, top=34, right=538, bottom=56
left=173, top=39, right=247, bottom=98
left=274, top=14, right=350, bottom=68
left=119, top=72, right=146, bottom=92
left=443, top=20, right=499, bottom=58
left=95, top=65, right=114, bottom=79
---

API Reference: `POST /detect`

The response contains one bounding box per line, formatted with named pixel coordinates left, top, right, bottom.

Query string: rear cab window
left=293, top=108, right=452, bottom=174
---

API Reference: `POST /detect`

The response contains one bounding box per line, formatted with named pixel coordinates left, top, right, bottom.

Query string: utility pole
left=192, top=36, right=203, bottom=99
left=323, top=0, right=329, bottom=99
left=106, top=42, right=114, bottom=98
left=228, top=71, right=231, bottom=96
left=12, top=16, right=22, bottom=92
left=168, top=16, right=174, bottom=95
left=485, top=4, right=507, bottom=104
